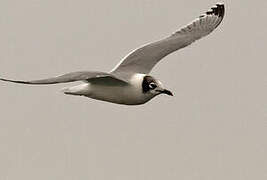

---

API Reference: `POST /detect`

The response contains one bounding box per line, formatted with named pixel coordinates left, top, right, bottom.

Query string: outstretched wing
left=112, top=3, right=225, bottom=75
left=0, top=71, right=128, bottom=85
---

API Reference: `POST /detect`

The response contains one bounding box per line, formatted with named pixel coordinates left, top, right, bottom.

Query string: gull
left=0, top=3, right=225, bottom=105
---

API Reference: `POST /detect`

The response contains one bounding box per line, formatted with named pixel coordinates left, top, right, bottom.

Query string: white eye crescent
left=149, top=82, right=157, bottom=89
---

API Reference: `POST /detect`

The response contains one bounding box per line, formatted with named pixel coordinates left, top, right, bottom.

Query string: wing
left=111, top=3, right=225, bottom=75
left=0, top=71, right=128, bottom=85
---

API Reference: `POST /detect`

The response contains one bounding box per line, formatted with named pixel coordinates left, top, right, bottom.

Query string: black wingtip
left=206, top=3, right=225, bottom=18
left=0, top=78, right=31, bottom=84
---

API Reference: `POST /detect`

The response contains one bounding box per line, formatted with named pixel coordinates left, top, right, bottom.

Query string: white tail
left=61, top=83, right=90, bottom=96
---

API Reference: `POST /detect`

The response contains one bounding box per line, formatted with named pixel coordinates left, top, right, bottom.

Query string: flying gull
left=0, top=3, right=225, bottom=105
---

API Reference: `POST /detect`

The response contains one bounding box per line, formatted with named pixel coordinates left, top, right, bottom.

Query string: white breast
left=62, top=73, right=154, bottom=105
left=87, top=73, right=153, bottom=105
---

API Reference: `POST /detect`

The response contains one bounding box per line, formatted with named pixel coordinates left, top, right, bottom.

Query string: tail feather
left=61, top=84, right=90, bottom=96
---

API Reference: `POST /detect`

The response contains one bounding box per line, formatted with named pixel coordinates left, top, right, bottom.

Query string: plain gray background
left=0, top=0, right=266, bottom=179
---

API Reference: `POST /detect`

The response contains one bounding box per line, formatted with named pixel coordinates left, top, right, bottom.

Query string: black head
left=142, top=75, right=173, bottom=96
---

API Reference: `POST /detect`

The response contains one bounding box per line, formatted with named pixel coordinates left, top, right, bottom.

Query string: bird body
left=0, top=4, right=225, bottom=105
left=62, top=73, right=157, bottom=105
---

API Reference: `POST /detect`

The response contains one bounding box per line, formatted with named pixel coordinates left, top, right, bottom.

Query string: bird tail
left=61, top=84, right=90, bottom=96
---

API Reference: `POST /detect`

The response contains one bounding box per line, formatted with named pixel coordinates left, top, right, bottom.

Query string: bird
left=0, top=3, right=225, bottom=105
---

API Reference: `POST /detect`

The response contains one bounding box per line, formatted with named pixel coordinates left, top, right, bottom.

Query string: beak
left=160, top=89, right=174, bottom=96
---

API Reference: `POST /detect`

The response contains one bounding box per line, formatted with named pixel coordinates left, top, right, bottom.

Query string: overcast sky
left=0, top=0, right=266, bottom=180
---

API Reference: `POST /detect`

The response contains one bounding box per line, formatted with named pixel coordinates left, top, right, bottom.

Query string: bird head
left=142, top=75, right=173, bottom=97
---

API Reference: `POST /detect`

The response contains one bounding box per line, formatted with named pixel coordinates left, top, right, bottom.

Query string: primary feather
left=112, top=4, right=225, bottom=75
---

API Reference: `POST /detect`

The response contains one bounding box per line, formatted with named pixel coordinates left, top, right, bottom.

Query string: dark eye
left=149, top=82, right=157, bottom=89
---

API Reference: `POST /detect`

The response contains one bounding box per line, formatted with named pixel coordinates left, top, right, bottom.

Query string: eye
left=149, top=82, right=157, bottom=89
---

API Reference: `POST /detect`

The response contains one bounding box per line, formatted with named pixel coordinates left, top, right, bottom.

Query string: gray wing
left=111, top=4, right=225, bottom=75
left=0, top=71, right=128, bottom=85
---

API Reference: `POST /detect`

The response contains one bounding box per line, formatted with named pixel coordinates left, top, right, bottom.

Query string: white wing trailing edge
left=112, top=3, right=225, bottom=75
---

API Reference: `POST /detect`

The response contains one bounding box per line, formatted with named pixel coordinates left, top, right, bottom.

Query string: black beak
left=160, top=89, right=174, bottom=96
